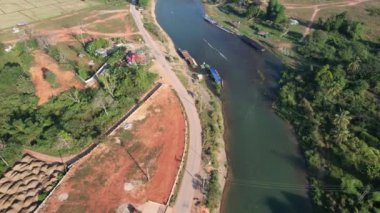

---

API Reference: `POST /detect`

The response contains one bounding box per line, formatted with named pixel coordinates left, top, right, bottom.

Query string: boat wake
left=203, top=38, right=228, bottom=61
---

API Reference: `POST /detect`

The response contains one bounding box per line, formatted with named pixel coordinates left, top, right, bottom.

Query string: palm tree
left=333, top=111, right=351, bottom=143
left=348, top=57, right=361, bottom=74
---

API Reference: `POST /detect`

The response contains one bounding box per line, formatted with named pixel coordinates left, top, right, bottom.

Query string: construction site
left=36, top=85, right=186, bottom=212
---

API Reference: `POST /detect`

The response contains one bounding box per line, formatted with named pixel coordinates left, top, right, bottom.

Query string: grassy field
left=0, top=0, right=103, bottom=30
left=282, top=0, right=380, bottom=41
left=316, top=1, right=380, bottom=41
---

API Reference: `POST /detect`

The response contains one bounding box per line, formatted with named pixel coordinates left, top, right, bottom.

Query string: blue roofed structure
left=209, top=67, right=222, bottom=85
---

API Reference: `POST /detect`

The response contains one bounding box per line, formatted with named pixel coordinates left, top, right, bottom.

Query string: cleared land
left=3, top=6, right=141, bottom=107
left=0, top=0, right=101, bottom=30
left=282, top=0, right=379, bottom=39
left=0, top=155, right=64, bottom=212
left=30, top=49, right=85, bottom=105
left=39, top=85, right=185, bottom=212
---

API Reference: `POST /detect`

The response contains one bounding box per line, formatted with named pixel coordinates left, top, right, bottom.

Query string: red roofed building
left=125, top=51, right=146, bottom=64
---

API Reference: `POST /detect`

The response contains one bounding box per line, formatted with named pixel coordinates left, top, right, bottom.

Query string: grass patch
left=125, top=163, right=139, bottom=180
left=89, top=19, right=125, bottom=33
left=173, top=69, right=189, bottom=89
left=71, top=164, right=92, bottom=181
left=38, top=191, right=49, bottom=202
left=57, top=205, right=87, bottom=213
left=143, top=22, right=166, bottom=43
left=199, top=99, right=223, bottom=167
left=125, top=14, right=138, bottom=32
left=119, top=129, right=134, bottom=142
left=127, top=141, right=142, bottom=153
left=42, top=68, right=60, bottom=88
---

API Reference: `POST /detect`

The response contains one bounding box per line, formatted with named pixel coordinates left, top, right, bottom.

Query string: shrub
left=85, top=38, right=109, bottom=56
left=42, top=68, right=60, bottom=88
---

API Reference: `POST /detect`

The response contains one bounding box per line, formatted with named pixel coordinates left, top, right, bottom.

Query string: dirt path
left=303, top=8, right=320, bottom=37
left=23, top=149, right=76, bottom=163
left=285, top=0, right=372, bottom=37
left=284, top=0, right=370, bottom=9
left=4, top=8, right=136, bottom=45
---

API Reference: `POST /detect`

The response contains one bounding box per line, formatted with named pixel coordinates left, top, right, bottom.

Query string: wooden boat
left=178, top=48, right=198, bottom=69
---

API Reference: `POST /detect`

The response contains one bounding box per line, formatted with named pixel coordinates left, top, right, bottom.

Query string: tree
left=347, top=57, right=361, bottom=74
left=279, top=82, right=297, bottom=106
left=333, top=111, right=351, bottom=143
left=266, top=0, right=287, bottom=23
left=99, top=72, right=117, bottom=98
left=246, top=4, right=262, bottom=20
left=16, top=75, right=35, bottom=94
left=340, top=175, right=363, bottom=195
left=64, top=88, right=81, bottom=103
left=85, top=38, right=109, bottom=56
left=320, top=12, right=364, bottom=40
left=92, top=90, right=114, bottom=115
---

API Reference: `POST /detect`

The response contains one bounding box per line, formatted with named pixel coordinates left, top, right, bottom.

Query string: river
left=155, top=0, right=311, bottom=212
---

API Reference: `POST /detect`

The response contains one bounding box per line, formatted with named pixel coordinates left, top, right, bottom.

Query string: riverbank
left=203, top=3, right=299, bottom=66
left=145, top=0, right=227, bottom=211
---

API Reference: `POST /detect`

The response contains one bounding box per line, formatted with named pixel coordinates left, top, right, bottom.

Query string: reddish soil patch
left=29, top=50, right=84, bottom=105
left=39, top=86, right=185, bottom=212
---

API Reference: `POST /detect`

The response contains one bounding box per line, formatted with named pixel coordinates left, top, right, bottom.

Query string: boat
left=201, top=62, right=222, bottom=86
left=203, top=14, right=217, bottom=25
left=178, top=48, right=198, bottom=69
left=240, top=35, right=265, bottom=52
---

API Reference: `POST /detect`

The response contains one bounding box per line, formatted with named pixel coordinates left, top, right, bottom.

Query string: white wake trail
left=203, top=38, right=228, bottom=61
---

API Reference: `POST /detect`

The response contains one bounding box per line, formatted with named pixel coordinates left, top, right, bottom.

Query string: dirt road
left=130, top=5, right=202, bottom=213
left=284, top=0, right=372, bottom=37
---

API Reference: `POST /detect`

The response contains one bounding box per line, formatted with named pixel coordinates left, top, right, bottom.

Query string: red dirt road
left=30, top=50, right=84, bottom=105
left=39, top=86, right=185, bottom=212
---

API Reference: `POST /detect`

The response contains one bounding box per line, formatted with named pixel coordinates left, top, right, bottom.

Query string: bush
left=78, top=67, right=91, bottom=80
left=38, top=191, right=49, bottom=202
left=138, top=0, right=149, bottom=8
left=46, top=46, right=61, bottom=62
left=206, top=170, right=221, bottom=210
left=85, top=38, right=109, bottom=56
left=42, top=68, right=60, bottom=88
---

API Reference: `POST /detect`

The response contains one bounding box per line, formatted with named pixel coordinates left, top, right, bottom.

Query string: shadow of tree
left=266, top=191, right=312, bottom=213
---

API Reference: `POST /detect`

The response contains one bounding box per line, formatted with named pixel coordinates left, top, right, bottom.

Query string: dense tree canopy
left=266, top=0, right=287, bottom=23
left=277, top=13, right=380, bottom=212
left=318, top=12, right=364, bottom=40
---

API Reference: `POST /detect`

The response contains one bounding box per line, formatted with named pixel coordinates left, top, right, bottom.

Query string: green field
left=316, top=1, right=380, bottom=41
left=0, top=0, right=102, bottom=29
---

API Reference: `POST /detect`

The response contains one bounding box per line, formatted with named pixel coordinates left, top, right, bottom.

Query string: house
left=125, top=50, right=145, bottom=64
